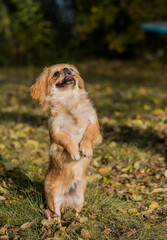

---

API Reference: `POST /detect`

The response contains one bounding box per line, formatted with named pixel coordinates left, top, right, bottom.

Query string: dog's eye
left=53, top=71, right=59, bottom=77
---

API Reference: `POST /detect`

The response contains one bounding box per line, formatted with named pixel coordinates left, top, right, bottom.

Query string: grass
left=0, top=60, right=167, bottom=239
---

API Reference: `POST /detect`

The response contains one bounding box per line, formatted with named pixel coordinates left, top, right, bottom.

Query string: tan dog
left=30, top=64, right=102, bottom=224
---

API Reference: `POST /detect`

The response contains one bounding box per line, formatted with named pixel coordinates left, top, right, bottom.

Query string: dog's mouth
left=56, top=74, right=75, bottom=88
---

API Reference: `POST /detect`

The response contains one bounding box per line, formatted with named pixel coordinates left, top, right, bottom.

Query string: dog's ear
left=30, top=68, right=48, bottom=106
left=78, top=76, right=85, bottom=89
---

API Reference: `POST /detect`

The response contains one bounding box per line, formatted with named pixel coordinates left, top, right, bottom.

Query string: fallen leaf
left=5, top=200, right=12, bottom=207
left=128, top=208, right=138, bottom=214
left=150, top=188, right=167, bottom=194
left=158, top=220, right=167, bottom=227
left=134, top=161, right=140, bottom=170
left=164, top=170, right=167, bottom=177
left=149, top=202, right=159, bottom=210
left=42, top=227, right=52, bottom=239
left=102, top=228, right=111, bottom=235
left=0, top=186, right=8, bottom=194
left=41, top=217, right=55, bottom=227
left=100, top=117, right=109, bottom=124
left=118, top=209, right=127, bottom=214
left=20, top=222, right=32, bottom=230
left=98, top=167, right=111, bottom=173
left=157, top=157, right=165, bottom=161
left=2, top=162, right=17, bottom=171
left=132, top=194, right=142, bottom=201
left=0, top=227, right=7, bottom=235
left=79, top=217, right=88, bottom=223
left=27, top=140, right=39, bottom=147
left=81, top=229, right=91, bottom=239
left=0, top=235, right=9, bottom=240
left=86, top=174, right=102, bottom=183
left=132, top=119, right=143, bottom=126
left=0, top=196, right=6, bottom=201
left=0, top=144, right=5, bottom=150
left=154, top=109, right=164, bottom=115
left=42, top=209, right=56, bottom=219
left=144, top=223, right=154, bottom=230
left=124, top=229, right=137, bottom=237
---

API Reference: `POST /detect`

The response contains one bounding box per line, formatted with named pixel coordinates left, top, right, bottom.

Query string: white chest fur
left=48, top=88, right=96, bottom=143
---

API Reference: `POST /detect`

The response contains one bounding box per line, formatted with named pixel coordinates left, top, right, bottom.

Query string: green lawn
left=0, top=60, right=167, bottom=240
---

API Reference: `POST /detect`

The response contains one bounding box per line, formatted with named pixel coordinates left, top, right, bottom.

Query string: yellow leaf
left=149, top=202, right=159, bottom=210
left=79, top=217, right=88, bottom=223
left=32, top=158, right=42, bottom=164
left=154, top=109, right=164, bottom=115
left=158, top=133, right=165, bottom=139
left=128, top=208, right=138, bottom=214
left=132, top=119, right=143, bottom=126
left=0, top=227, right=7, bottom=235
left=144, top=223, right=154, bottom=230
left=0, top=144, right=5, bottom=150
left=61, top=207, right=64, bottom=214
left=27, top=140, right=39, bottom=147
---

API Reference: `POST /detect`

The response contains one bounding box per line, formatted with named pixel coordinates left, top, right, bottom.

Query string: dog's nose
left=63, top=68, right=71, bottom=75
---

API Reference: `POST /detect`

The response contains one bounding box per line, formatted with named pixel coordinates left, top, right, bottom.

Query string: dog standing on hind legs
left=30, top=63, right=102, bottom=225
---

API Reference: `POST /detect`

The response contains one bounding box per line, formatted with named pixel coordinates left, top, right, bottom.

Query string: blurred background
left=1, top=0, right=167, bottom=66
left=1, top=1, right=167, bottom=238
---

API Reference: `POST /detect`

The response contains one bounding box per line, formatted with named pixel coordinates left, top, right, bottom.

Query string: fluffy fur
left=30, top=63, right=102, bottom=224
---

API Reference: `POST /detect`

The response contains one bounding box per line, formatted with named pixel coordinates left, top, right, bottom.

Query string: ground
left=0, top=60, right=167, bottom=240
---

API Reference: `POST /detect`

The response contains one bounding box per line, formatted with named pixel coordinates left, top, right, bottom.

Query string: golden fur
left=30, top=63, right=102, bottom=224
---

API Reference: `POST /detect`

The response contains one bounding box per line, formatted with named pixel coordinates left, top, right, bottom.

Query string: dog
left=30, top=64, right=102, bottom=225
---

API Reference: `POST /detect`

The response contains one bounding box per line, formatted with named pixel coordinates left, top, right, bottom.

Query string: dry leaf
left=41, top=217, right=55, bottom=227
left=20, top=222, right=31, bottom=230
left=81, top=228, right=92, bottom=239
left=149, top=202, right=159, bottom=210
left=86, top=174, right=102, bottom=183
left=0, top=196, right=6, bottom=201
left=150, top=188, right=167, bottom=194
left=42, top=227, right=52, bottom=239
left=0, top=235, right=9, bottom=240
left=102, top=228, right=111, bottom=235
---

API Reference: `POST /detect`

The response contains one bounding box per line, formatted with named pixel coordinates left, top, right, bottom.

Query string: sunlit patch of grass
left=0, top=60, right=167, bottom=239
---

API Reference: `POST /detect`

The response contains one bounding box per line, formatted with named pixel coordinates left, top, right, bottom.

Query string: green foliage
left=1, top=0, right=167, bottom=65
left=0, top=0, right=53, bottom=65
left=73, top=0, right=167, bottom=55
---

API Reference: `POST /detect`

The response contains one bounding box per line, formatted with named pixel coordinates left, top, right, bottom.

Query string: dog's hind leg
left=53, top=193, right=63, bottom=226
left=74, top=177, right=87, bottom=216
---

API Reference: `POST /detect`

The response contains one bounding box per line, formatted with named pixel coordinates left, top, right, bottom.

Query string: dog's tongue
left=65, top=74, right=75, bottom=80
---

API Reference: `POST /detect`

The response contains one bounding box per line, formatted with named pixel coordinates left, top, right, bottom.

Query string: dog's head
left=30, top=64, right=84, bottom=109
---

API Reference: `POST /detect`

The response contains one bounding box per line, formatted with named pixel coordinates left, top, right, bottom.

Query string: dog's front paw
left=67, top=141, right=81, bottom=161
left=79, top=140, right=93, bottom=158
left=71, top=151, right=81, bottom=161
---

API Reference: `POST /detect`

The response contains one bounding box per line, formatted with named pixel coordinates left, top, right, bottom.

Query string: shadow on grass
left=0, top=111, right=48, bottom=127
left=1, top=167, right=46, bottom=207
left=103, top=125, right=167, bottom=161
